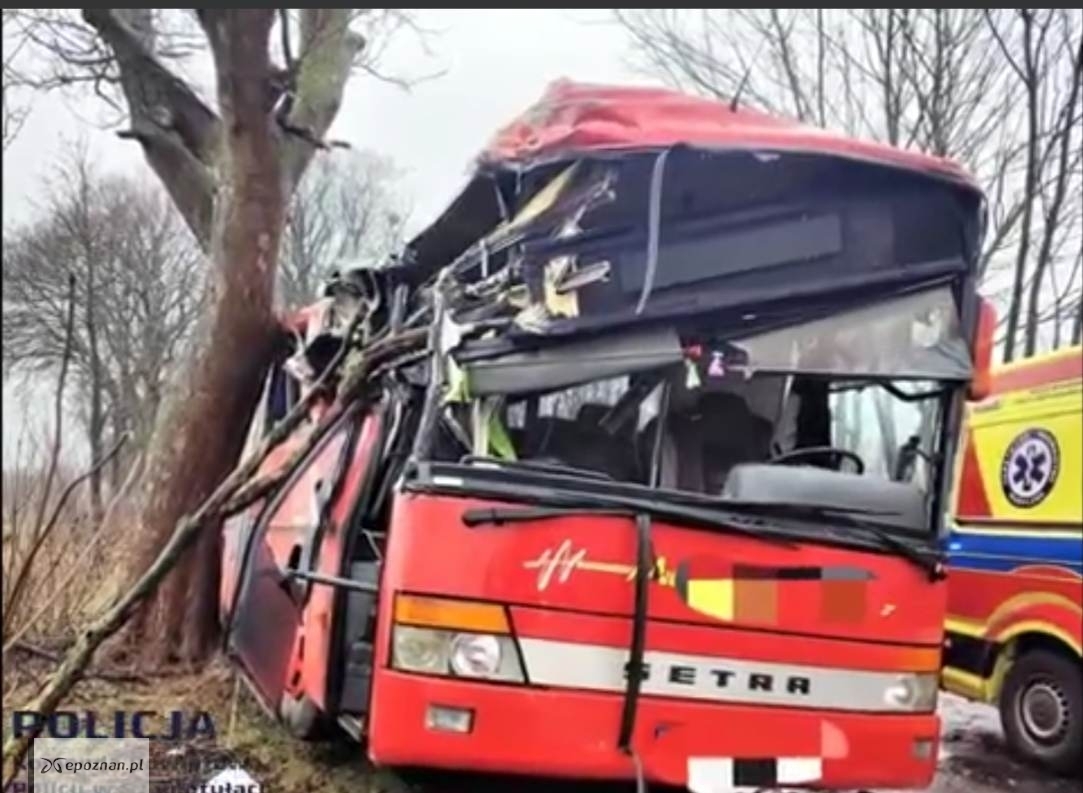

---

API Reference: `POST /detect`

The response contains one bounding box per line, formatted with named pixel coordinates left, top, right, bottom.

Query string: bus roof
left=481, top=79, right=980, bottom=192
left=991, top=345, right=1083, bottom=395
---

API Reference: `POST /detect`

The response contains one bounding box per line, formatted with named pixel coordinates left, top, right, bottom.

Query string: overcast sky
left=2, top=9, right=655, bottom=464
left=3, top=9, right=652, bottom=232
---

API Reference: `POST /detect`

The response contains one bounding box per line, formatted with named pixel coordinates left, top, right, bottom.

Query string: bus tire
left=999, top=648, right=1082, bottom=776
left=279, top=691, right=325, bottom=741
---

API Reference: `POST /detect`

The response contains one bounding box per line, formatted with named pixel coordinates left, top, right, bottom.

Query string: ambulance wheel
left=279, top=691, right=326, bottom=741
left=999, top=648, right=1082, bottom=776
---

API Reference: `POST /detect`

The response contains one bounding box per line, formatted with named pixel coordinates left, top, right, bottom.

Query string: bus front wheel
left=999, top=648, right=1082, bottom=776
left=279, top=691, right=327, bottom=741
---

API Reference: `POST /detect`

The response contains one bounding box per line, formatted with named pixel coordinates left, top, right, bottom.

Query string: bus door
left=224, top=383, right=383, bottom=718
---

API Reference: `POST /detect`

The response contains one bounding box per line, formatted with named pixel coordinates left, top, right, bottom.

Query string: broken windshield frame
left=457, top=497, right=942, bottom=580
left=421, top=286, right=971, bottom=535
left=441, top=370, right=950, bottom=514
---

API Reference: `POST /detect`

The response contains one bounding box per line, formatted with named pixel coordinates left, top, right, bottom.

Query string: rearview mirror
left=968, top=298, right=996, bottom=401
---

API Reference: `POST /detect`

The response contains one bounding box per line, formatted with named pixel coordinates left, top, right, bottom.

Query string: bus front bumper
left=367, top=669, right=940, bottom=790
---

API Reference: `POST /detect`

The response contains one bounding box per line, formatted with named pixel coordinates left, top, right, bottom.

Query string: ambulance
left=945, top=344, right=1082, bottom=774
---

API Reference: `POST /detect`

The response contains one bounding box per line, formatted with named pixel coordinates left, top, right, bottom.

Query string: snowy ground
left=898, top=693, right=1077, bottom=793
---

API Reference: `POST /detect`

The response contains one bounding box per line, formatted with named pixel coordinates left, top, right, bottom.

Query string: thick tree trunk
left=128, top=10, right=283, bottom=665
left=80, top=7, right=363, bottom=667
left=86, top=397, right=105, bottom=522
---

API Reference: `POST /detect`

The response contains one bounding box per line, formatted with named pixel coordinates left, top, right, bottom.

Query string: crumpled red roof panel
left=482, top=79, right=978, bottom=190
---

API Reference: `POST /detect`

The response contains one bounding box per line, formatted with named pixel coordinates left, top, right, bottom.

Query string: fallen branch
left=11, top=641, right=148, bottom=684
left=1, top=323, right=426, bottom=788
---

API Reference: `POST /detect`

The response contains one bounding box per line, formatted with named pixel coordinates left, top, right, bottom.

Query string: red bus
left=220, top=81, right=994, bottom=791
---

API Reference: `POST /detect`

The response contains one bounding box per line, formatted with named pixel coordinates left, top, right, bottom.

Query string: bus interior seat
left=649, top=390, right=775, bottom=493
left=522, top=406, right=639, bottom=481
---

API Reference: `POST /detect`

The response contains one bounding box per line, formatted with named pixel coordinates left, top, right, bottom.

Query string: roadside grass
left=3, top=654, right=397, bottom=792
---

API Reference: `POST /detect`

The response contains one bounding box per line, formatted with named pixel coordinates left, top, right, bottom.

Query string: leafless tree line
left=615, top=9, right=1083, bottom=360
left=2, top=145, right=405, bottom=509
left=3, top=148, right=202, bottom=517
left=280, top=150, right=409, bottom=307
left=2, top=10, right=35, bottom=151
left=1, top=7, right=419, bottom=672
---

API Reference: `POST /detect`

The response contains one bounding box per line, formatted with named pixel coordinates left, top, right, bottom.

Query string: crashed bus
left=219, top=81, right=995, bottom=791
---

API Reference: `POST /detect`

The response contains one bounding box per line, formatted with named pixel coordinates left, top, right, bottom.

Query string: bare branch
left=1, top=434, right=128, bottom=639
left=2, top=449, right=145, bottom=655
left=81, top=8, right=220, bottom=245
left=1, top=275, right=76, bottom=636
left=2, top=317, right=426, bottom=786
left=279, top=9, right=365, bottom=193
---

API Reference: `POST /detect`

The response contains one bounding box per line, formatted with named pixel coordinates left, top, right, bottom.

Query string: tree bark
left=2, top=311, right=423, bottom=788
left=125, top=10, right=282, bottom=665
left=83, top=9, right=220, bottom=246
left=77, top=7, right=365, bottom=667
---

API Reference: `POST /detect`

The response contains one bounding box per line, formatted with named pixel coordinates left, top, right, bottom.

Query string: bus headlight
left=390, top=594, right=525, bottom=683
left=449, top=633, right=502, bottom=677
left=391, top=627, right=525, bottom=682
left=392, top=625, right=449, bottom=674
left=883, top=673, right=939, bottom=711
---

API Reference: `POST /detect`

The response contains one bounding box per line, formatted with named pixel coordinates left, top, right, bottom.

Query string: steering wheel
left=768, top=446, right=866, bottom=475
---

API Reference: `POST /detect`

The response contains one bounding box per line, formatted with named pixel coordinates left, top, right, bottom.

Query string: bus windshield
left=440, top=370, right=947, bottom=498
left=434, top=286, right=963, bottom=498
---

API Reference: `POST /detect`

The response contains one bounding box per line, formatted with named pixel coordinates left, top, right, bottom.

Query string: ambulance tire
left=999, top=648, right=1082, bottom=776
left=279, top=691, right=327, bottom=741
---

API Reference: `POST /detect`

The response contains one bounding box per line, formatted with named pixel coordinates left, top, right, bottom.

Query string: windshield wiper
left=857, top=520, right=945, bottom=581
left=716, top=501, right=943, bottom=580
left=462, top=504, right=633, bottom=526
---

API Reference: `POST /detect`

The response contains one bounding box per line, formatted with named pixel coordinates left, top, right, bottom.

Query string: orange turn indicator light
left=394, top=593, right=511, bottom=634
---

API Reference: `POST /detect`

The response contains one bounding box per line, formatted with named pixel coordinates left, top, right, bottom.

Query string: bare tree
left=1015, top=12, right=1083, bottom=357
left=3, top=151, right=203, bottom=510
left=615, top=11, right=1023, bottom=269
left=2, top=9, right=36, bottom=151
left=9, top=8, right=421, bottom=665
left=280, top=149, right=408, bottom=308
left=615, top=9, right=1083, bottom=360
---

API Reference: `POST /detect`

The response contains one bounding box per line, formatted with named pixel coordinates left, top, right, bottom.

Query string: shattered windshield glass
left=729, top=286, right=971, bottom=380
left=437, top=289, right=962, bottom=507
left=443, top=365, right=946, bottom=499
